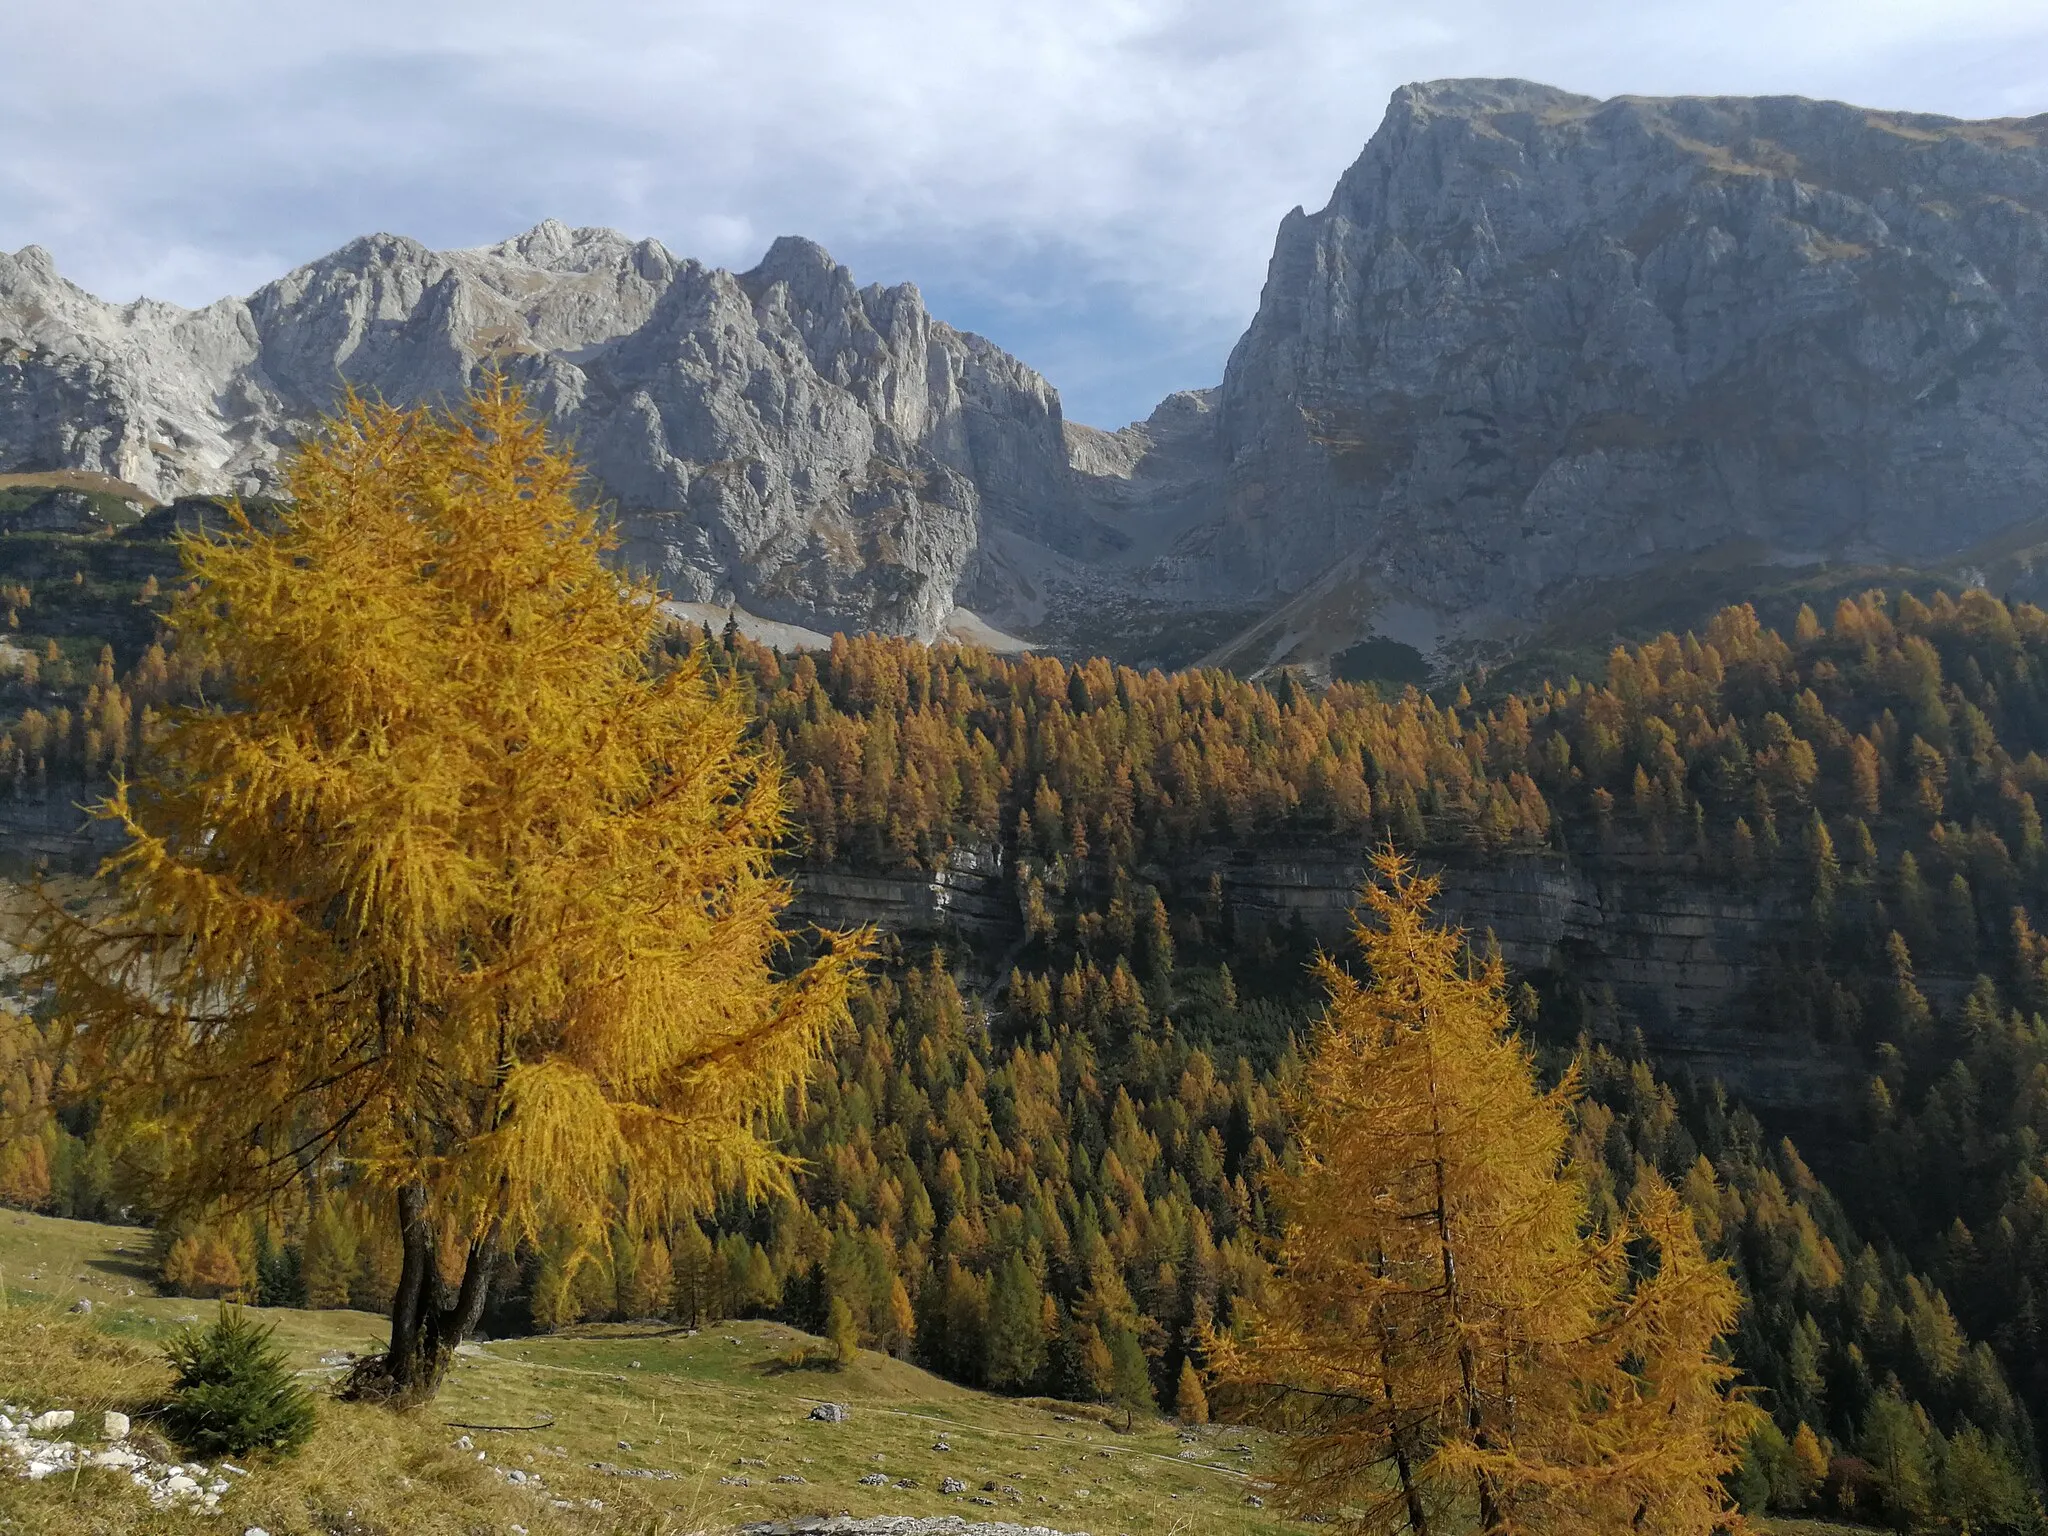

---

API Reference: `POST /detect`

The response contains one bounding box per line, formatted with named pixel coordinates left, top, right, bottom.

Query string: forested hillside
left=8, top=583, right=2048, bottom=1529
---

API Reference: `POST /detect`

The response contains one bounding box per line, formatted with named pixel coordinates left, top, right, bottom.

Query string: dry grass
left=0, top=1212, right=1291, bottom=1535
left=0, top=1301, right=701, bottom=1536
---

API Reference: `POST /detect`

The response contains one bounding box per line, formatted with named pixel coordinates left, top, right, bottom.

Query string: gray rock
left=808, top=1401, right=848, bottom=1423
left=101, top=1410, right=129, bottom=1440
left=1151, top=79, right=2048, bottom=669
left=0, top=226, right=1066, bottom=644
left=7, top=82, right=2047, bottom=664
left=0, top=491, right=112, bottom=535
left=26, top=1410, right=73, bottom=1434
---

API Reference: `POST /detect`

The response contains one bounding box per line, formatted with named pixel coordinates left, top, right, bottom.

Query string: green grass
left=0, top=1209, right=1287, bottom=1534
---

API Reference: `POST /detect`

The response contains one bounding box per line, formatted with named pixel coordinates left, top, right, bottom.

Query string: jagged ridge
left=5, top=81, right=2048, bottom=662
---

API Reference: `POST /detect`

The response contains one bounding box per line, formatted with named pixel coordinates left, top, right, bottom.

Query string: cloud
left=3, top=0, right=2044, bottom=425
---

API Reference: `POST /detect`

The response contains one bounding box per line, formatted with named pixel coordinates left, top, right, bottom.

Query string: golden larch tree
left=31, top=382, right=864, bottom=1401
left=1212, top=849, right=1754, bottom=1534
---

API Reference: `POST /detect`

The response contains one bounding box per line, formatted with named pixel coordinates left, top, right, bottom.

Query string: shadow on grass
left=84, top=1252, right=159, bottom=1286
left=543, top=1321, right=696, bottom=1341
left=761, top=1349, right=843, bottom=1377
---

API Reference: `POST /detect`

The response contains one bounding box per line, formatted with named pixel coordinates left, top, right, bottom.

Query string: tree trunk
left=340, top=1185, right=498, bottom=1406
left=1373, top=1245, right=1431, bottom=1536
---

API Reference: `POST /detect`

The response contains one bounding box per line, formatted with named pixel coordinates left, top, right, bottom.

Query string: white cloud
left=2, top=0, right=2044, bottom=424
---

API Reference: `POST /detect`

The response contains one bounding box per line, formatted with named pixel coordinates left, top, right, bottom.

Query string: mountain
left=4, top=80, right=2047, bottom=666
left=0, top=224, right=1078, bottom=642
left=1177, top=80, right=2048, bottom=674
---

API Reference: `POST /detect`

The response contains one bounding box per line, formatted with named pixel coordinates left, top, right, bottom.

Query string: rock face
left=786, top=838, right=1859, bottom=1119
left=1158, top=80, right=2048, bottom=667
left=1189, top=844, right=1859, bottom=1118
left=0, top=224, right=1077, bottom=640
left=5, top=83, right=2048, bottom=659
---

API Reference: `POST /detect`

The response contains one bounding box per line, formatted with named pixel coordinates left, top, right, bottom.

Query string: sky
left=5, top=1, right=2046, bottom=429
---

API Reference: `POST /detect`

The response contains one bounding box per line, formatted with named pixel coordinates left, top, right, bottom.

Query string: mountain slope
left=1146, top=79, right=2048, bottom=671
left=4, top=81, right=2048, bottom=665
left=0, top=224, right=1088, bottom=641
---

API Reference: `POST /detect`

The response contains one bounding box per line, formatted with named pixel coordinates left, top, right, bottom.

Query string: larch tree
left=30, top=383, right=865, bottom=1402
left=1213, top=849, right=1755, bottom=1535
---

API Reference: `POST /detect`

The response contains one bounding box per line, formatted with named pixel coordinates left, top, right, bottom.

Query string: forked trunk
left=341, top=1185, right=498, bottom=1406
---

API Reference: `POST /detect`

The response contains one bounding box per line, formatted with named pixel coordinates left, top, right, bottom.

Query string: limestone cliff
left=5, top=81, right=2047, bottom=662
left=1170, top=81, right=2048, bottom=669
left=0, top=224, right=1078, bottom=641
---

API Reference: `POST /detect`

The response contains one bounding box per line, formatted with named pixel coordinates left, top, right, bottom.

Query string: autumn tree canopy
left=31, top=382, right=863, bottom=1400
left=1214, top=850, right=1756, bottom=1535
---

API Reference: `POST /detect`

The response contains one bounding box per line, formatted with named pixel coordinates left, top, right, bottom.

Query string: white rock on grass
left=3, top=1402, right=227, bottom=1510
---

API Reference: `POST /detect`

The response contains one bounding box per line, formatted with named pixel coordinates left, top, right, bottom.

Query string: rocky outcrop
left=791, top=844, right=1017, bottom=948
left=0, top=224, right=1084, bottom=641
left=6, top=82, right=2046, bottom=660
left=0, top=766, right=1856, bottom=1117
left=1167, top=81, right=2048, bottom=669
left=1182, top=844, right=1857, bottom=1117
left=784, top=835, right=1858, bottom=1118
left=0, top=1399, right=229, bottom=1508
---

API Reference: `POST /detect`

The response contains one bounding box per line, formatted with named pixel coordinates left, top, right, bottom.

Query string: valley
left=5, top=67, right=2048, bottom=1536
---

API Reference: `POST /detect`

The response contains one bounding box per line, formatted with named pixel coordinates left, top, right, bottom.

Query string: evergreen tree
left=670, top=1220, right=715, bottom=1326
left=827, top=1295, right=860, bottom=1367
left=1214, top=851, right=1754, bottom=1535
left=162, top=1306, right=318, bottom=1458
left=300, top=1203, right=358, bottom=1310
left=1859, top=1388, right=1933, bottom=1531
left=624, top=1233, right=673, bottom=1321
left=29, top=383, right=866, bottom=1403
left=985, top=1253, right=1048, bottom=1391
left=1107, top=1327, right=1154, bottom=1427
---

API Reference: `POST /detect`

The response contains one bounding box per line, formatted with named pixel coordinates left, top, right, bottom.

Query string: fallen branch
left=442, top=1414, right=556, bottom=1432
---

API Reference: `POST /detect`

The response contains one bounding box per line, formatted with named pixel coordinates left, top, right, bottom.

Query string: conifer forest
left=7, top=399, right=2048, bottom=1532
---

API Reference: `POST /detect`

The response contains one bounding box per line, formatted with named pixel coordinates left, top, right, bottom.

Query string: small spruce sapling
left=161, top=1305, right=317, bottom=1458
left=827, top=1296, right=859, bottom=1368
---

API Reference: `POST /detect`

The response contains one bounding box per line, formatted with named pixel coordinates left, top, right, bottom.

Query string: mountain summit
left=0, top=220, right=1070, bottom=640
left=1172, top=79, right=2048, bottom=669
left=4, top=81, right=2046, bottom=662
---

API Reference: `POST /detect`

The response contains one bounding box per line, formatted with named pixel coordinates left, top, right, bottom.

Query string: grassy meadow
left=0, top=1208, right=1286, bottom=1535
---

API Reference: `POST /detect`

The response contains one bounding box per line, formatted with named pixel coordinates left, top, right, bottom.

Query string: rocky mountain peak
left=1166, top=78, right=2048, bottom=674
left=5, top=80, right=2048, bottom=669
